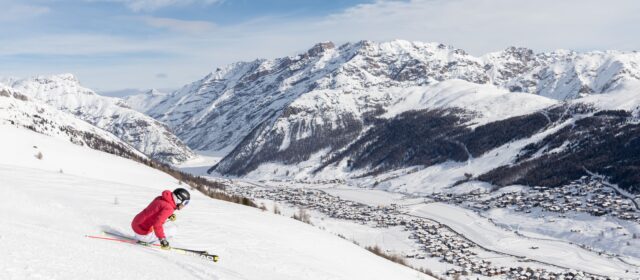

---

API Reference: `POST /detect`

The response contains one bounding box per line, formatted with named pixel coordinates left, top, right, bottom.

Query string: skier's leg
left=134, top=232, right=157, bottom=244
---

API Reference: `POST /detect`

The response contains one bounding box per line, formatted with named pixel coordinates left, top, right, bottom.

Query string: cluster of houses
left=434, top=178, right=640, bottom=224
left=225, top=185, right=610, bottom=279
left=445, top=266, right=604, bottom=280
left=230, top=186, right=405, bottom=225
left=407, top=218, right=493, bottom=275
left=409, top=218, right=608, bottom=280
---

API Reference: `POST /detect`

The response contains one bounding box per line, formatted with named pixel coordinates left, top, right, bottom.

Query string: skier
left=131, top=188, right=190, bottom=250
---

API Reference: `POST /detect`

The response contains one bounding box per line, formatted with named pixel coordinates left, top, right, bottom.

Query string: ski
left=86, top=232, right=219, bottom=263
left=102, top=231, right=212, bottom=255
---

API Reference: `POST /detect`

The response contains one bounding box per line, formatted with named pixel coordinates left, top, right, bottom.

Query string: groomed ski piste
left=0, top=125, right=432, bottom=280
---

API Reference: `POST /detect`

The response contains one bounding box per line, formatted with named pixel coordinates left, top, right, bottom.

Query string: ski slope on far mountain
left=0, top=125, right=431, bottom=280
left=7, top=74, right=194, bottom=163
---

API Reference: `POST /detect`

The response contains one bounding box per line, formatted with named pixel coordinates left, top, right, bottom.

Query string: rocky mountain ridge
left=5, top=74, right=195, bottom=163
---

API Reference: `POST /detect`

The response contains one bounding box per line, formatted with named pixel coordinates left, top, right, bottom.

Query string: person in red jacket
left=131, top=188, right=190, bottom=249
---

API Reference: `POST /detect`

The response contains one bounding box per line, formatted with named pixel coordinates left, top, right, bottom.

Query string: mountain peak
left=37, top=73, right=80, bottom=84
left=306, top=41, right=336, bottom=57
left=145, top=88, right=165, bottom=96
left=503, top=46, right=535, bottom=56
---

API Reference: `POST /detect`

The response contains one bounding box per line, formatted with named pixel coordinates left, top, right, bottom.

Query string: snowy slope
left=147, top=42, right=347, bottom=152
left=0, top=125, right=432, bottom=280
left=570, top=80, right=640, bottom=116
left=7, top=74, right=194, bottom=163
left=381, top=80, right=558, bottom=126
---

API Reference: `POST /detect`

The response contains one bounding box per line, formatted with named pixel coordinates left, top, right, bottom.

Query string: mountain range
left=127, top=40, right=640, bottom=193
left=3, top=40, right=639, bottom=194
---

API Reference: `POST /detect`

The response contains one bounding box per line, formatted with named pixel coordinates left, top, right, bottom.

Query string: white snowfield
left=0, top=126, right=432, bottom=280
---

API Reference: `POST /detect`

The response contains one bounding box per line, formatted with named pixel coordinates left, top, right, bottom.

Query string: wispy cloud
left=3, top=0, right=640, bottom=91
left=0, top=3, right=50, bottom=21
left=313, top=0, right=640, bottom=54
left=141, top=16, right=216, bottom=34
left=89, top=0, right=222, bottom=12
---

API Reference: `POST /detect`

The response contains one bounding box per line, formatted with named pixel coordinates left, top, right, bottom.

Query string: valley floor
left=213, top=177, right=640, bottom=279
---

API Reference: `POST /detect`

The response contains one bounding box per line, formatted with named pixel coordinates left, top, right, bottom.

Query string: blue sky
left=1, top=0, right=639, bottom=91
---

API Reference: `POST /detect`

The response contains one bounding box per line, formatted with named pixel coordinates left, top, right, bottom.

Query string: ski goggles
left=178, top=199, right=190, bottom=207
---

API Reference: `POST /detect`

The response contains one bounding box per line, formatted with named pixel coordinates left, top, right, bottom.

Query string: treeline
left=317, top=104, right=594, bottom=176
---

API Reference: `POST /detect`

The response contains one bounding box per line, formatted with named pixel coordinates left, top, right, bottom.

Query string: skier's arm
left=153, top=206, right=174, bottom=240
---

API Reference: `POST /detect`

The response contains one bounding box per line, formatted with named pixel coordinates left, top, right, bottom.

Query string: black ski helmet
left=173, top=188, right=190, bottom=204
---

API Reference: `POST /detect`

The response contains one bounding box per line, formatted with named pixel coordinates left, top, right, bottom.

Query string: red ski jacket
left=131, top=190, right=176, bottom=239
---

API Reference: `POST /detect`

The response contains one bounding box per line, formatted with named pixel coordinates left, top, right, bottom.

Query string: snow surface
left=0, top=125, right=432, bottom=280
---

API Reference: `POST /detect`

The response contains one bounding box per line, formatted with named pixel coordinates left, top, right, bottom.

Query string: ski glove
left=160, top=239, right=170, bottom=250
left=168, top=214, right=176, bottom=222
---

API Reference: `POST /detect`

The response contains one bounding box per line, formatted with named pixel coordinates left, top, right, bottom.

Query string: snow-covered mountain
left=6, top=74, right=195, bottom=163
left=123, top=88, right=168, bottom=113
left=483, top=47, right=640, bottom=100
left=146, top=41, right=640, bottom=151
left=139, top=40, right=640, bottom=193
left=0, top=84, right=146, bottom=161
left=0, top=124, right=432, bottom=280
